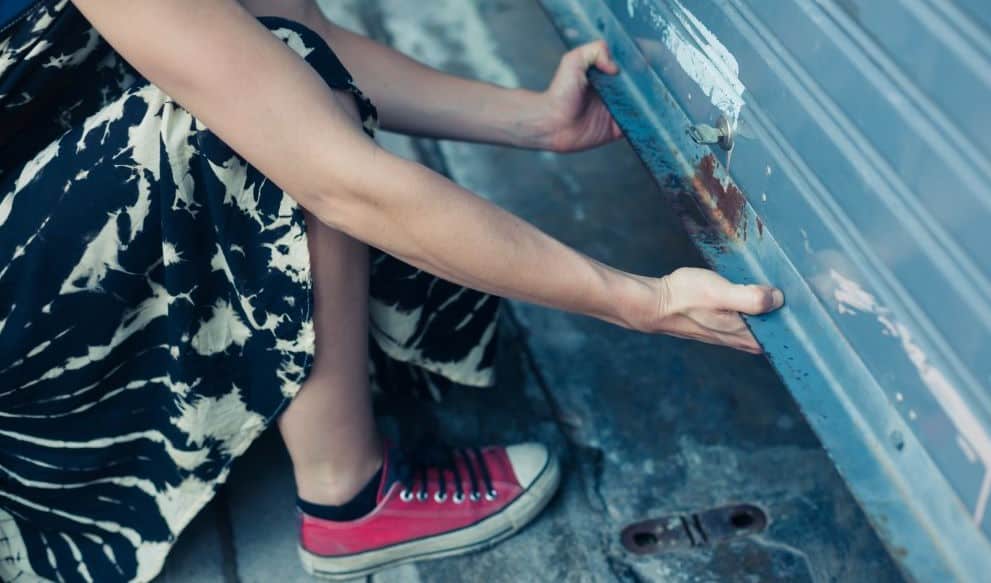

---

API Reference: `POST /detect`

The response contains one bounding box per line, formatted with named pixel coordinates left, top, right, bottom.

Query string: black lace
left=397, top=444, right=497, bottom=502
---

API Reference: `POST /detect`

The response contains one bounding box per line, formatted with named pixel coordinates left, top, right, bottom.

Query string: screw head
left=889, top=430, right=906, bottom=451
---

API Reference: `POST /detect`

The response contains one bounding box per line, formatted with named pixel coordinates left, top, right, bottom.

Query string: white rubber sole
left=298, top=453, right=561, bottom=580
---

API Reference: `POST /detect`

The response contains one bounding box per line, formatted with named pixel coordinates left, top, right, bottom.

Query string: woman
left=0, top=0, right=783, bottom=580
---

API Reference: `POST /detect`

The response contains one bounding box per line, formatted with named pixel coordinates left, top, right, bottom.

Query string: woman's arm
left=238, top=0, right=621, bottom=152
left=71, top=0, right=781, bottom=353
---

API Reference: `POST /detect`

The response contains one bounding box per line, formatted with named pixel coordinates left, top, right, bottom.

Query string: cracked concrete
left=157, top=0, right=906, bottom=581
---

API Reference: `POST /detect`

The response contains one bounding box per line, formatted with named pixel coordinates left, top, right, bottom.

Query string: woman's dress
left=0, top=2, right=500, bottom=581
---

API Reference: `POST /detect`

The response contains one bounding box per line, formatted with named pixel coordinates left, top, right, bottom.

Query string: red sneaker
left=297, top=442, right=560, bottom=579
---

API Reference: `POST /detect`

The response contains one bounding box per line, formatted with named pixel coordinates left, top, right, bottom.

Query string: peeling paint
left=828, top=269, right=991, bottom=524
left=646, top=0, right=746, bottom=125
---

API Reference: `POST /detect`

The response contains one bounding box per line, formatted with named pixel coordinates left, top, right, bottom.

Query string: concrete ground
left=157, top=0, right=907, bottom=581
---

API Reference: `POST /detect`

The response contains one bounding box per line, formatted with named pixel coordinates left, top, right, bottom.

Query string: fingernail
left=771, top=288, right=784, bottom=307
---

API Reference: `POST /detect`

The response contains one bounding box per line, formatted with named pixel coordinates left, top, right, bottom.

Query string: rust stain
left=663, top=154, right=756, bottom=253
left=691, top=154, right=747, bottom=241
left=668, top=183, right=728, bottom=252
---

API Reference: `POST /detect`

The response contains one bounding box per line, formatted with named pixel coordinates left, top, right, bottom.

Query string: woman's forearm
left=74, top=0, right=643, bottom=329
left=298, top=4, right=551, bottom=148
left=322, top=23, right=540, bottom=144
left=321, top=145, right=652, bottom=328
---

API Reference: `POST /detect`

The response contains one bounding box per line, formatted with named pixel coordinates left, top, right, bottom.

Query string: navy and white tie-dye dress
left=0, top=1, right=500, bottom=581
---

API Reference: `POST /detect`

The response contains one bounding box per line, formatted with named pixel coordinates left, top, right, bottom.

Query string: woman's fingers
left=722, top=314, right=762, bottom=353
left=664, top=267, right=784, bottom=316
left=712, top=282, right=784, bottom=315
left=570, top=40, right=619, bottom=75
left=695, top=311, right=762, bottom=353
left=666, top=321, right=762, bottom=354
left=708, top=326, right=762, bottom=354
left=648, top=268, right=780, bottom=354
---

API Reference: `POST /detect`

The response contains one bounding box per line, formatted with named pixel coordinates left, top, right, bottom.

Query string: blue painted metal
left=537, top=0, right=991, bottom=581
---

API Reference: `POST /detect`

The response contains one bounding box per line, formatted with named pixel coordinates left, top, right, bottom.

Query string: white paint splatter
left=647, top=0, right=746, bottom=125
left=828, top=269, right=991, bottom=523
left=832, top=269, right=878, bottom=314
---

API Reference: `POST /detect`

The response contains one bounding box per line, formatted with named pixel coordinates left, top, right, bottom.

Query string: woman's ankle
left=294, top=447, right=385, bottom=506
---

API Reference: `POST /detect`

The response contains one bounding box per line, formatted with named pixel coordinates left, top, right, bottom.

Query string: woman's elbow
left=299, top=146, right=391, bottom=236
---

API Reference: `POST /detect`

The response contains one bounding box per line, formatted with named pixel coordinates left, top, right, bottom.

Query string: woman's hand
left=630, top=268, right=785, bottom=354
left=531, top=40, right=623, bottom=153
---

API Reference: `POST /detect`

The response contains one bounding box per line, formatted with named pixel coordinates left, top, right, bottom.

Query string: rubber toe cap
left=505, top=442, right=550, bottom=488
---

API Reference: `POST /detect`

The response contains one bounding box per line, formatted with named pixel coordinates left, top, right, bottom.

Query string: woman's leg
left=278, top=213, right=383, bottom=505
left=239, top=16, right=559, bottom=579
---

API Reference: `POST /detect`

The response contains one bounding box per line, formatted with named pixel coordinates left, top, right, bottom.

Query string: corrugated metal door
left=538, top=0, right=991, bottom=581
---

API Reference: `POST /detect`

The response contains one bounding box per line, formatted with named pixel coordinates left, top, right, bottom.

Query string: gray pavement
left=158, top=0, right=907, bottom=581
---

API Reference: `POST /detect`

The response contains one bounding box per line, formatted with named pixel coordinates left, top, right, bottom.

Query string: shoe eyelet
left=485, top=489, right=498, bottom=501
left=400, top=489, right=413, bottom=502
left=434, top=491, right=447, bottom=503
left=453, top=492, right=465, bottom=504
left=417, top=490, right=429, bottom=502
left=469, top=491, right=481, bottom=502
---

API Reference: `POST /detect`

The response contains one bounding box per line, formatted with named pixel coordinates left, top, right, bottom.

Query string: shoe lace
left=397, top=442, right=497, bottom=503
